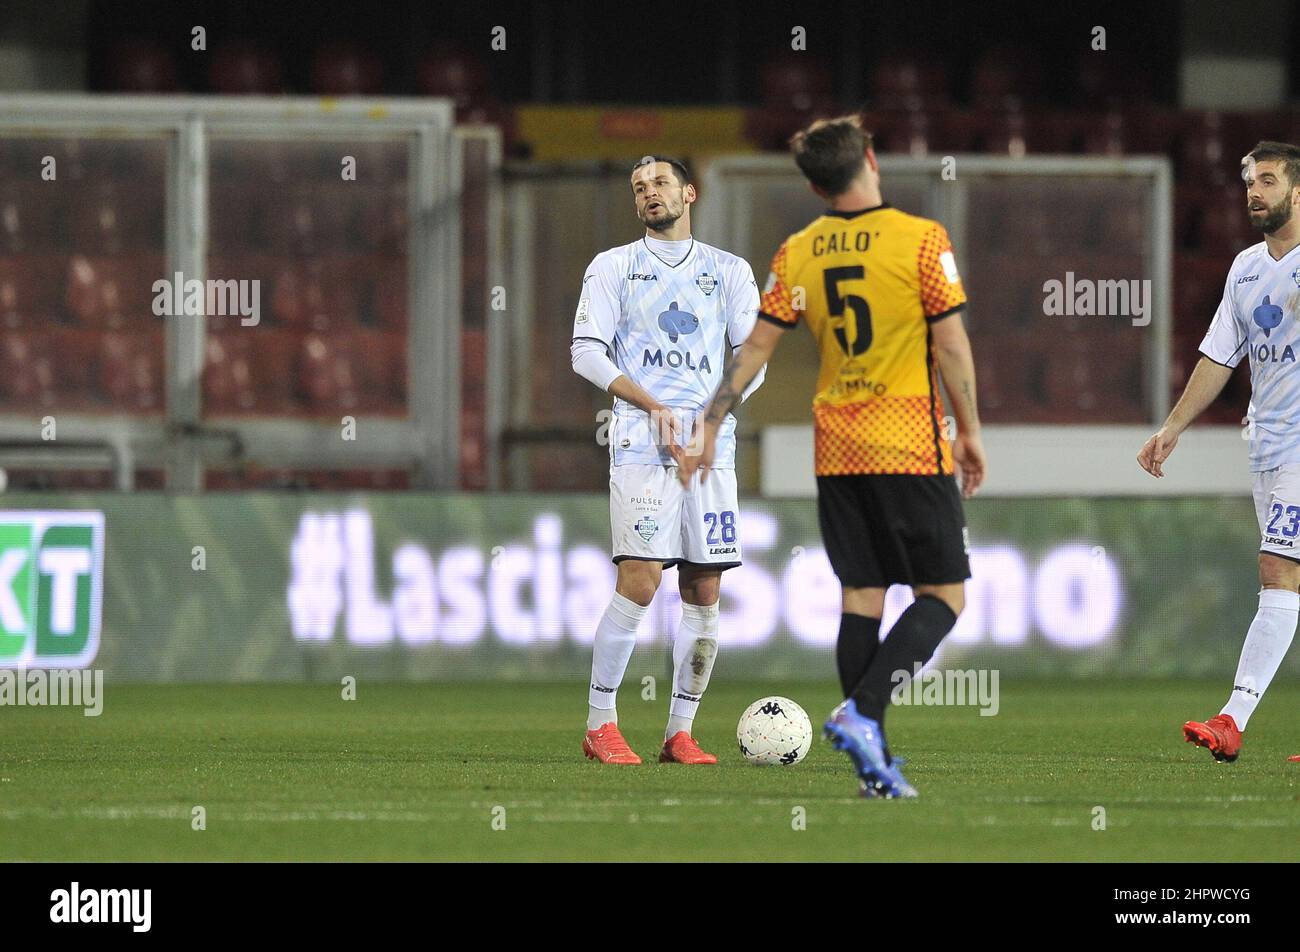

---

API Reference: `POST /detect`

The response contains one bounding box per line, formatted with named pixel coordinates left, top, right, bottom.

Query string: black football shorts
left=816, top=473, right=971, bottom=587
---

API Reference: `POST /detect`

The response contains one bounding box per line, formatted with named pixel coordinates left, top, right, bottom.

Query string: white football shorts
left=1254, top=463, right=1300, bottom=561
left=609, top=462, right=742, bottom=568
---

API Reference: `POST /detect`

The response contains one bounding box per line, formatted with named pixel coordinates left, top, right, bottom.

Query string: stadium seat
left=104, top=37, right=180, bottom=93
left=208, top=41, right=284, bottom=94
left=1174, top=254, right=1229, bottom=336
left=356, top=185, right=407, bottom=254
left=970, top=47, right=1045, bottom=112
left=309, top=42, right=383, bottom=95
left=296, top=332, right=361, bottom=413
left=1186, top=184, right=1256, bottom=255
left=204, top=331, right=258, bottom=413
left=98, top=330, right=164, bottom=412
left=353, top=328, right=406, bottom=414
left=1071, top=51, right=1153, bottom=113
left=0, top=255, right=60, bottom=327
left=0, top=183, right=61, bottom=253
left=0, top=332, right=56, bottom=408
left=868, top=53, right=950, bottom=111
left=261, top=193, right=350, bottom=256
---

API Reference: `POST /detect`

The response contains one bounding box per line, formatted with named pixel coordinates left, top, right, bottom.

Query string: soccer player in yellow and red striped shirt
left=675, top=115, right=986, bottom=798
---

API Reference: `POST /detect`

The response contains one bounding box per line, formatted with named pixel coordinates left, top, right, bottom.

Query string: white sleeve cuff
left=571, top=337, right=623, bottom=392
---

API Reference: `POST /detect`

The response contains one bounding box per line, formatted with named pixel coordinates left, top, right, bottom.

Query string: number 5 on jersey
left=824, top=266, right=872, bottom=357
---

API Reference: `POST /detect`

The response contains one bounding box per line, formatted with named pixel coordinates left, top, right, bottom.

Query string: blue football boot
left=823, top=700, right=918, bottom=799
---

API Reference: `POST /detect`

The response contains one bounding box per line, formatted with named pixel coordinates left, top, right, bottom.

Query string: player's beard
left=641, top=202, right=682, bottom=233
left=1250, top=195, right=1294, bottom=234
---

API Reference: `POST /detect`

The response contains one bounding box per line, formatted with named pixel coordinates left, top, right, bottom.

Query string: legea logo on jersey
left=0, top=511, right=105, bottom=668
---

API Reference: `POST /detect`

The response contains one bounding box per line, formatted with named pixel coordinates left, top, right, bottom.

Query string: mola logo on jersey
left=646, top=302, right=710, bottom=373
left=657, top=302, right=699, bottom=343
left=1253, top=295, right=1295, bottom=362
left=0, top=511, right=105, bottom=668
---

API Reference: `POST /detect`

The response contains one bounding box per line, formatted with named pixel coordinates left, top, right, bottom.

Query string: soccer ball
left=736, top=696, right=812, bottom=766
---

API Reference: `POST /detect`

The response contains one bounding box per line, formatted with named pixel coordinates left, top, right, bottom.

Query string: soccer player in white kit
left=570, top=156, right=766, bottom=765
left=1138, top=141, right=1300, bottom=763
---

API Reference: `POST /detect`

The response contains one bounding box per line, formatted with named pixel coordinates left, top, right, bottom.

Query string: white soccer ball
left=736, top=696, right=813, bottom=766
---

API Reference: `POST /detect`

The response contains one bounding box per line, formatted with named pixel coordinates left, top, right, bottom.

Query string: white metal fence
left=0, top=94, right=498, bottom=490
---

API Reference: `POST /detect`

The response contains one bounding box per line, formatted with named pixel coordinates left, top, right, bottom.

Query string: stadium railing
left=0, top=94, right=498, bottom=491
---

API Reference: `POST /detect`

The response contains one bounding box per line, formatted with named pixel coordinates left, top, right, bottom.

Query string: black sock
left=851, top=595, right=957, bottom=724
left=835, top=613, right=882, bottom=698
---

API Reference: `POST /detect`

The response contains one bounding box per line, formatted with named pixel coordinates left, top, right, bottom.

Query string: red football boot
left=1183, top=714, right=1243, bottom=762
left=659, top=731, right=718, bottom=764
left=582, top=722, right=642, bottom=765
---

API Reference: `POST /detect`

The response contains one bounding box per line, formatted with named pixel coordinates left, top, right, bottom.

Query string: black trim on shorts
left=612, top=554, right=682, bottom=568
left=757, top=311, right=795, bottom=328
left=676, top=560, right=742, bottom=572
left=1259, top=549, right=1300, bottom=565
left=926, top=303, right=966, bottom=323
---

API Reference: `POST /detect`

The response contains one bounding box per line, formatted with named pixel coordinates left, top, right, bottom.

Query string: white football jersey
left=1200, top=241, right=1300, bottom=472
left=572, top=237, right=760, bottom=467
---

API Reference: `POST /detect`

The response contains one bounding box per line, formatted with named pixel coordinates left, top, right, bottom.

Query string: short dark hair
left=790, top=115, right=874, bottom=197
left=630, top=155, right=692, bottom=188
left=1249, top=140, right=1300, bottom=189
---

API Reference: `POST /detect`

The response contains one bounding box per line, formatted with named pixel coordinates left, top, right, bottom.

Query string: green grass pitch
left=2, top=679, right=1297, bottom=861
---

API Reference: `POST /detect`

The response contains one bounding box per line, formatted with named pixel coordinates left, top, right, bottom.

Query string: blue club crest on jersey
left=657, top=301, right=699, bottom=343
left=695, top=272, right=717, bottom=295
left=1292, top=267, right=1300, bottom=288
left=1254, top=295, right=1284, bottom=337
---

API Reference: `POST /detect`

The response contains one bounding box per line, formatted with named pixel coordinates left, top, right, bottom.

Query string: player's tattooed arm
left=931, top=313, right=981, bottom=433
left=703, top=319, right=786, bottom=425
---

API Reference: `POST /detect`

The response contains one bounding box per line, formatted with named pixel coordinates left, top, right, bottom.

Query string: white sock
left=667, top=601, right=719, bottom=739
left=587, top=591, right=648, bottom=730
left=1220, top=588, right=1298, bottom=730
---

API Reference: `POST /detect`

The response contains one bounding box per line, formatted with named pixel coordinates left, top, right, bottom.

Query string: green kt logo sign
left=0, top=511, right=104, bottom=667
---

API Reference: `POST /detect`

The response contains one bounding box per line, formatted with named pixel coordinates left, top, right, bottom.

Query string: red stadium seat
left=0, top=332, right=56, bottom=408
left=0, top=184, right=62, bottom=253
left=309, top=42, right=383, bottom=95
left=971, top=47, right=1045, bottom=111
left=98, top=330, right=163, bottom=412
left=296, top=331, right=361, bottom=413
left=208, top=41, right=284, bottom=94
left=356, top=185, right=407, bottom=254
left=354, top=328, right=406, bottom=414
left=0, top=255, right=60, bottom=327
left=204, top=331, right=257, bottom=413
left=869, top=53, right=950, bottom=111
left=1186, top=184, right=1256, bottom=255
left=416, top=45, right=490, bottom=107
left=104, top=37, right=180, bottom=93
left=260, top=193, right=350, bottom=256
